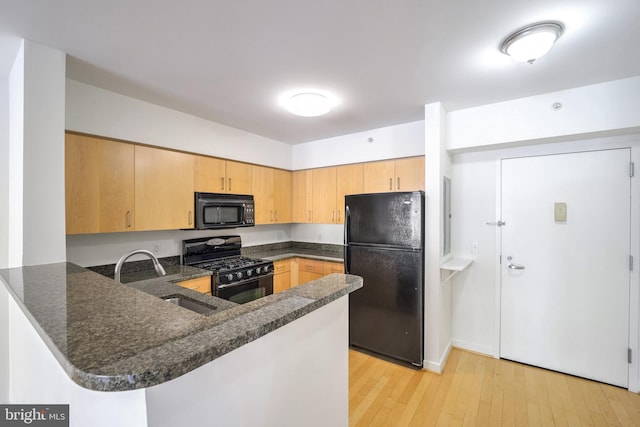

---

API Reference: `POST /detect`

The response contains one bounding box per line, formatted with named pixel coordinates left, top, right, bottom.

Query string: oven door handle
left=217, top=273, right=274, bottom=289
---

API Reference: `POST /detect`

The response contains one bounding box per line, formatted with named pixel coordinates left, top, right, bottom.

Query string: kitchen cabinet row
left=292, top=156, right=425, bottom=224
left=65, top=132, right=424, bottom=234
left=65, top=133, right=292, bottom=234
left=273, top=258, right=345, bottom=293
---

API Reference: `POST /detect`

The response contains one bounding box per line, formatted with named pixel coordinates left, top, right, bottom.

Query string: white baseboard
left=423, top=340, right=452, bottom=374
left=451, top=338, right=493, bottom=357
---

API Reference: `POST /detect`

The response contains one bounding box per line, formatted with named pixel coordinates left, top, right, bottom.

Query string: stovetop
left=183, top=235, right=274, bottom=286
left=193, top=256, right=270, bottom=272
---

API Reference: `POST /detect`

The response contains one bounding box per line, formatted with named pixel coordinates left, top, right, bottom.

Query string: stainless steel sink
left=162, top=295, right=217, bottom=315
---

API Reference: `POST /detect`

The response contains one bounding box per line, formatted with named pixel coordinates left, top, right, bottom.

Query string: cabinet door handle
left=308, top=210, right=311, bottom=222
left=389, top=178, right=392, bottom=191
left=228, top=178, right=232, bottom=192
left=270, top=210, right=273, bottom=222
left=337, top=210, right=341, bottom=222
left=126, top=211, right=132, bottom=228
left=221, top=177, right=225, bottom=191
left=188, top=211, right=193, bottom=225
left=275, top=210, right=279, bottom=222
left=397, top=177, right=400, bottom=190
left=332, top=210, right=335, bottom=222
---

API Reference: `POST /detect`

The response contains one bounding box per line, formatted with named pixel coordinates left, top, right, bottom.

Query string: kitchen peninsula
left=0, top=262, right=361, bottom=427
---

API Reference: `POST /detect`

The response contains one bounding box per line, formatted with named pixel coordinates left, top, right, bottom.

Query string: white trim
left=451, top=339, right=493, bottom=358
left=493, top=158, right=502, bottom=359
left=423, top=339, right=452, bottom=374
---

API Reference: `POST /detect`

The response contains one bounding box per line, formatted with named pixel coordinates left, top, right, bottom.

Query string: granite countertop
left=0, top=262, right=361, bottom=392
left=242, top=242, right=344, bottom=263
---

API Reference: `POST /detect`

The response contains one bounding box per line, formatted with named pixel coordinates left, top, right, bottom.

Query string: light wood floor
left=349, top=348, right=640, bottom=426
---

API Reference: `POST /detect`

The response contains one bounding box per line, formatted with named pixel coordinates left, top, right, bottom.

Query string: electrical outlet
left=471, top=242, right=479, bottom=254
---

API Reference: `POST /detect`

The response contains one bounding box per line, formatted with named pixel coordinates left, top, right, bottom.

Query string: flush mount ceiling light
left=279, top=89, right=339, bottom=117
left=500, top=21, right=564, bottom=64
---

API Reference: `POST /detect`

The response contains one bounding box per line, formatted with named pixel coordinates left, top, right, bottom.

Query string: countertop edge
left=0, top=265, right=362, bottom=392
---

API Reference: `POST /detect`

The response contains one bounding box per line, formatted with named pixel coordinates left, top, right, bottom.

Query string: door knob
left=506, top=256, right=525, bottom=270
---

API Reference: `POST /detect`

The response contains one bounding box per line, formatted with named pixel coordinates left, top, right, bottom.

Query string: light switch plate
left=554, top=202, right=567, bottom=222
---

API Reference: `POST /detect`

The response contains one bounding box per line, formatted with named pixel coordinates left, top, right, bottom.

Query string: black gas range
left=182, top=236, right=274, bottom=304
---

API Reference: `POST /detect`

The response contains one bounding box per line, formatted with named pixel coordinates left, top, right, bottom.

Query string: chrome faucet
left=114, top=249, right=167, bottom=283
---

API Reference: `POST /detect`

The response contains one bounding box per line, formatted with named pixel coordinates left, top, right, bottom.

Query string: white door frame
left=491, top=139, right=640, bottom=392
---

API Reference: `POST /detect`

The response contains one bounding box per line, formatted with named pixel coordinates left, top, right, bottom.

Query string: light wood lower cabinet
left=273, top=260, right=292, bottom=293
left=176, top=276, right=212, bottom=294
left=323, top=262, right=345, bottom=275
left=272, top=258, right=345, bottom=292
left=297, top=258, right=324, bottom=285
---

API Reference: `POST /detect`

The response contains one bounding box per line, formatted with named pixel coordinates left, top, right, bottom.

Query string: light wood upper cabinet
left=194, top=156, right=252, bottom=194
left=252, top=165, right=290, bottom=224
left=65, top=133, right=135, bottom=234
left=312, top=167, right=337, bottom=223
left=251, top=165, right=273, bottom=224
left=273, top=169, right=292, bottom=223
left=363, top=156, right=424, bottom=193
left=395, top=156, right=425, bottom=192
left=194, top=155, right=225, bottom=192
left=335, top=163, right=364, bottom=224
left=363, top=160, right=396, bottom=193
left=134, top=146, right=194, bottom=231
left=292, top=170, right=313, bottom=223
left=225, top=160, right=252, bottom=194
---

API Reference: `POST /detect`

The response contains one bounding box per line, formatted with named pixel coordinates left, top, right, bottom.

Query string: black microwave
left=194, top=192, right=255, bottom=229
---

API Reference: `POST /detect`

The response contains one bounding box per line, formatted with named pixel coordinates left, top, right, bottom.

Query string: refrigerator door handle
left=344, top=205, right=351, bottom=273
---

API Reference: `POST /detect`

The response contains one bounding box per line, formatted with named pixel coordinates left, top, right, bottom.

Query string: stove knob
left=256, top=266, right=263, bottom=274
left=246, top=269, right=253, bottom=277
left=236, top=271, right=243, bottom=279
left=226, top=274, right=234, bottom=282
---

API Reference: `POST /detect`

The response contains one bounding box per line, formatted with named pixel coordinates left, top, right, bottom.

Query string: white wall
left=146, top=296, right=349, bottom=427
left=66, top=79, right=292, bottom=170
left=7, top=42, right=24, bottom=269
left=0, top=34, right=23, bottom=404
left=22, top=41, right=66, bottom=266
left=447, top=76, right=640, bottom=152
left=292, top=120, right=424, bottom=170
left=66, top=225, right=292, bottom=267
left=0, top=72, right=9, bottom=269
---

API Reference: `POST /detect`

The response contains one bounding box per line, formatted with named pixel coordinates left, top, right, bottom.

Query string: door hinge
left=629, top=348, right=632, bottom=364
left=630, top=255, right=634, bottom=271
left=630, top=162, right=635, bottom=177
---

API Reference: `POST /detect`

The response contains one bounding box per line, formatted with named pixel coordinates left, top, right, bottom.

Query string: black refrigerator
left=344, top=191, right=425, bottom=368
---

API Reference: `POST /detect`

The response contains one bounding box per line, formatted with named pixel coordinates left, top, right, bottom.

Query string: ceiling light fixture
left=279, top=89, right=339, bottom=117
left=500, top=21, right=564, bottom=64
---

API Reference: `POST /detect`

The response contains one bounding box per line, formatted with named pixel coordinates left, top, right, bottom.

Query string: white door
left=500, top=149, right=630, bottom=387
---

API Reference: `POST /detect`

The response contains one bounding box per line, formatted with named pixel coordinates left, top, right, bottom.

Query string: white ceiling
left=0, top=0, right=639, bottom=144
